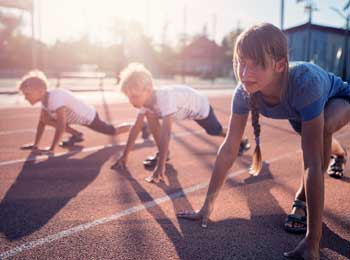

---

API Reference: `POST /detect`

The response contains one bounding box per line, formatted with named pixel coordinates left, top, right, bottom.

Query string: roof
left=284, top=22, right=347, bottom=36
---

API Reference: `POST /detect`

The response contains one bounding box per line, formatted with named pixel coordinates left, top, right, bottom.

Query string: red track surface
left=0, top=95, right=349, bottom=259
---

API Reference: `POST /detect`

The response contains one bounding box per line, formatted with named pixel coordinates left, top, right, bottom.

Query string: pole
left=306, top=3, right=313, bottom=61
left=31, top=0, right=37, bottom=69
left=181, top=5, right=187, bottom=83
left=280, top=0, right=284, bottom=30
left=343, top=15, right=349, bottom=80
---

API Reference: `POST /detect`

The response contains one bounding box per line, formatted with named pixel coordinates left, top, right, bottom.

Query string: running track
left=0, top=93, right=349, bottom=259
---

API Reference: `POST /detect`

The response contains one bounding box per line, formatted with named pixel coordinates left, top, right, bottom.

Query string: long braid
left=249, top=93, right=262, bottom=175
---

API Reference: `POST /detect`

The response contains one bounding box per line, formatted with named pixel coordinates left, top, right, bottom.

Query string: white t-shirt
left=43, top=89, right=96, bottom=125
left=140, top=85, right=210, bottom=120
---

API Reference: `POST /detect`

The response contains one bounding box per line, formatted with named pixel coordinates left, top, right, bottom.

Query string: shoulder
left=231, top=83, right=250, bottom=114
left=48, top=89, right=72, bottom=108
left=288, top=62, right=327, bottom=104
left=288, top=62, right=329, bottom=120
left=232, top=83, right=249, bottom=101
left=49, top=88, right=71, bottom=98
left=289, top=62, right=328, bottom=91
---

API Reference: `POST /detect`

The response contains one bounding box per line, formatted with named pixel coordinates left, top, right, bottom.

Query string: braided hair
left=249, top=93, right=262, bottom=175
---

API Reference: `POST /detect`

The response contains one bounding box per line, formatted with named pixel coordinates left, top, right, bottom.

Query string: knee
left=205, top=125, right=223, bottom=136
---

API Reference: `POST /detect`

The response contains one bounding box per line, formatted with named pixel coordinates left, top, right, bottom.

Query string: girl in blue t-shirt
left=177, top=23, right=350, bottom=259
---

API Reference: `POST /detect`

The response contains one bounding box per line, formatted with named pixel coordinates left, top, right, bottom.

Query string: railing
left=56, top=72, right=106, bottom=88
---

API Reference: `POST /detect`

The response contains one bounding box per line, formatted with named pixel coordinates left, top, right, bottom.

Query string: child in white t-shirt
left=111, top=63, right=250, bottom=183
left=18, top=70, right=132, bottom=154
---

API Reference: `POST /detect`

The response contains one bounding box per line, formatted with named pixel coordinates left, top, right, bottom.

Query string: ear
left=274, top=58, right=287, bottom=73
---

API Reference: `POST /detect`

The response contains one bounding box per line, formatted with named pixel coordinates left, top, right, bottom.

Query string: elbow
left=218, top=144, right=235, bottom=165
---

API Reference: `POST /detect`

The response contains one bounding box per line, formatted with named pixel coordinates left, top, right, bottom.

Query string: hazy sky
left=21, top=0, right=348, bottom=45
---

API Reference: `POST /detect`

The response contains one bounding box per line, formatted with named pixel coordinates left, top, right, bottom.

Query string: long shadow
left=172, top=120, right=252, bottom=173
left=0, top=145, right=118, bottom=241
left=226, top=162, right=349, bottom=259
left=115, top=165, right=205, bottom=260
left=113, top=162, right=282, bottom=259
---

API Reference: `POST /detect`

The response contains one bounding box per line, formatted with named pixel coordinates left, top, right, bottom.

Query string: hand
left=176, top=202, right=214, bottom=228
left=111, top=154, right=128, bottom=170
left=145, top=167, right=165, bottom=183
left=20, top=143, right=38, bottom=150
left=284, top=237, right=320, bottom=260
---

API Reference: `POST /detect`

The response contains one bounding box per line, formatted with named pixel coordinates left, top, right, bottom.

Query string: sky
left=18, top=0, right=348, bottom=46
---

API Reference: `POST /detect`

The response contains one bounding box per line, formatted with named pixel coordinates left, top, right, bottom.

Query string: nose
left=241, top=64, right=250, bottom=78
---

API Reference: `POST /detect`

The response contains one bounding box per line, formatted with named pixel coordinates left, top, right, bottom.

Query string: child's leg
left=194, top=106, right=223, bottom=136
left=331, top=138, right=347, bottom=157
left=195, top=106, right=250, bottom=154
left=87, top=113, right=131, bottom=136
left=324, top=98, right=350, bottom=178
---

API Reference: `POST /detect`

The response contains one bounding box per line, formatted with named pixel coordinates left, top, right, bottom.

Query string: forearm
left=304, top=166, right=324, bottom=243
left=156, top=127, right=171, bottom=170
left=50, top=124, right=65, bottom=150
left=204, top=144, right=236, bottom=206
left=123, top=122, right=143, bottom=157
left=115, top=123, right=133, bottom=135
left=33, top=121, right=46, bottom=146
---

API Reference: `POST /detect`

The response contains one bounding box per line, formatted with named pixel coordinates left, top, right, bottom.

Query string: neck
left=260, top=72, right=287, bottom=101
left=41, top=91, right=49, bottom=106
left=144, top=91, right=156, bottom=108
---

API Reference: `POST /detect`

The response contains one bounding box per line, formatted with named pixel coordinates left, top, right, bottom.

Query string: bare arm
left=33, top=109, right=46, bottom=147
left=121, top=112, right=145, bottom=158
left=114, top=122, right=133, bottom=135
left=21, top=109, right=47, bottom=149
left=300, top=114, right=324, bottom=246
left=204, top=113, right=249, bottom=208
left=177, top=112, right=248, bottom=226
left=49, top=106, right=66, bottom=151
left=156, top=115, right=172, bottom=170
left=146, top=114, right=172, bottom=182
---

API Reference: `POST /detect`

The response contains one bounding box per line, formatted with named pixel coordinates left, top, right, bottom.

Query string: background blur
left=0, top=0, right=349, bottom=92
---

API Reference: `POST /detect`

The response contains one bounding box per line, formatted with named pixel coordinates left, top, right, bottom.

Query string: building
left=177, top=36, right=227, bottom=78
left=284, top=23, right=350, bottom=81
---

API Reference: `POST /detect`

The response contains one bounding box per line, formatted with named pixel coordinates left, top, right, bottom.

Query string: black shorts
left=86, top=113, right=116, bottom=135
left=289, top=96, right=350, bottom=134
left=194, top=106, right=223, bottom=136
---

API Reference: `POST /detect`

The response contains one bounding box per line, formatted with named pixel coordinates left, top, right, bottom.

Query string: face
left=126, top=88, right=151, bottom=108
left=21, top=86, right=43, bottom=105
left=237, top=56, right=282, bottom=94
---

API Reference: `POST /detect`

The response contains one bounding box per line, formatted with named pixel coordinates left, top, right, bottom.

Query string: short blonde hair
left=18, top=70, right=48, bottom=92
left=118, top=63, right=153, bottom=95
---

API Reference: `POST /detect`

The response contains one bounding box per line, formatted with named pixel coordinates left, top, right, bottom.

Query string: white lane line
left=0, top=129, right=205, bottom=167
left=0, top=129, right=36, bottom=135
left=0, top=149, right=297, bottom=259
left=0, top=120, right=126, bottom=136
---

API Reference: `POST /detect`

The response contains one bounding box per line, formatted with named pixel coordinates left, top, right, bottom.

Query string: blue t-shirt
left=232, top=62, right=350, bottom=121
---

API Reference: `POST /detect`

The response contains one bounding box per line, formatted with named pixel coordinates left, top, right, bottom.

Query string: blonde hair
left=118, top=63, right=153, bottom=95
left=18, top=70, right=48, bottom=92
left=233, top=23, right=289, bottom=175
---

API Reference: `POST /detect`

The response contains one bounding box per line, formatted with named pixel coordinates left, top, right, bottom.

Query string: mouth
left=242, top=81, right=256, bottom=87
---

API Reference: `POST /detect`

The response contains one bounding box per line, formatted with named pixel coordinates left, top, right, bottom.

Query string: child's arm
left=21, top=109, right=46, bottom=150
left=146, top=114, right=172, bottom=182
left=285, top=114, right=325, bottom=258
left=111, top=113, right=145, bottom=169
left=114, top=123, right=133, bottom=135
left=177, top=112, right=248, bottom=226
left=47, top=107, right=67, bottom=152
